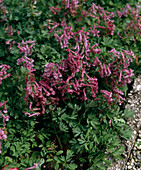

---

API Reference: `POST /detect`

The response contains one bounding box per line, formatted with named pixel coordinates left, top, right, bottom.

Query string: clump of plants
left=0, top=0, right=140, bottom=169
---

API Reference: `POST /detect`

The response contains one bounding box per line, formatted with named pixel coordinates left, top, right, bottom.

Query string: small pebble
left=128, top=165, right=132, bottom=169
left=132, top=151, right=136, bottom=156
left=130, top=162, right=134, bottom=166
left=137, top=145, right=141, bottom=150
left=136, top=154, right=141, bottom=160
left=134, top=146, right=137, bottom=150
left=137, top=139, right=141, bottom=142
left=139, top=134, right=141, bottom=138
left=133, top=120, right=136, bottom=124
left=137, top=124, right=140, bottom=128
left=127, top=162, right=130, bottom=165
left=136, top=85, right=141, bottom=91
left=134, top=131, right=137, bottom=135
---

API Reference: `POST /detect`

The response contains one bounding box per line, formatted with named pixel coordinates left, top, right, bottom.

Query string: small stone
left=134, top=131, right=137, bottom=135
left=128, top=145, right=132, bottom=150
left=137, top=139, right=141, bottom=142
left=134, top=110, right=138, bottom=113
left=125, top=166, right=128, bottom=169
left=131, top=158, right=135, bottom=163
left=137, top=145, right=141, bottom=150
left=128, top=165, right=132, bottom=169
left=136, top=85, right=141, bottom=91
left=130, top=162, right=134, bottom=166
left=132, top=151, right=137, bottom=156
left=137, top=151, right=140, bottom=155
left=137, top=124, right=141, bottom=128
left=137, top=154, right=141, bottom=160
left=133, top=120, right=136, bottom=124
left=127, top=162, right=130, bottom=165
left=139, top=131, right=141, bottom=135
left=128, top=99, right=132, bottom=103
left=134, top=146, right=137, bottom=150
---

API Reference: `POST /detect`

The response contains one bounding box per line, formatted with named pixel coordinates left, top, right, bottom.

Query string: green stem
left=55, top=131, right=63, bottom=150
left=50, top=111, right=63, bottom=150
left=78, top=101, right=89, bottom=125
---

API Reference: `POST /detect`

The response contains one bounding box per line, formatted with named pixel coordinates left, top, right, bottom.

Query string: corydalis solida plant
left=0, top=64, right=10, bottom=154
left=0, top=0, right=139, bottom=168
left=0, top=64, right=11, bottom=84
left=22, top=1, right=137, bottom=116
left=23, top=48, right=136, bottom=116
left=0, top=0, right=8, bottom=22
left=116, top=3, right=141, bottom=41
left=17, top=40, right=36, bottom=71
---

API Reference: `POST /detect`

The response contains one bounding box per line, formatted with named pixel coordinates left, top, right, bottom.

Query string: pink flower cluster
left=50, top=0, right=80, bottom=17
left=72, top=2, right=115, bottom=35
left=23, top=162, right=40, bottom=170
left=24, top=45, right=136, bottom=116
left=0, top=64, right=11, bottom=84
left=0, top=64, right=10, bottom=154
left=116, top=3, right=141, bottom=41
left=0, top=129, right=7, bottom=141
left=5, top=39, right=16, bottom=51
left=54, top=19, right=73, bottom=49
left=0, top=0, right=8, bottom=22
left=0, top=101, right=9, bottom=154
left=17, top=40, right=36, bottom=71
left=5, top=26, right=21, bottom=51
left=24, top=48, right=100, bottom=115
left=47, top=19, right=59, bottom=33
left=0, top=100, right=9, bottom=154
left=90, top=48, right=135, bottom=105
left=49, top=1, right=115, bottom=40
left=62, top=0, right=79, bottom=16
left=22, top=1, right=137, bottom=116
left=5, top=25, right=13, bottom=36
left=88, top=3, right=115, bottom=35
left=0, top=101, right=8, bottom=115
left=54, top=21, right=101, bottom=59
left=50, top=2, right=115, bottom=59
left=0, top=128, right=7, bottom=154
left=5, top=26, right=36, bottom=71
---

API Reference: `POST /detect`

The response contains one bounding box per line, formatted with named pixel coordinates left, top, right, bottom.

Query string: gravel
left=108, top=75, right=141, bottom=170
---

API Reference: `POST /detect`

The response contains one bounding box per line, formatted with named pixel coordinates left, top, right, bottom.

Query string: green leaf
left=5, top=156, right=13, bottom=163
left=68, top=163, right=78, bottom=169
left=88, top=100, right=97, bottom=107
left=79, top=157, right=87, bottom=163
left=37, top=53, right=44, bottom=60
left=66, top=150, right=74, bottom=162
left=67, top=103, right=74, bottom=109
left=46, top=159, right=53, bottom=162
left=123, top=108, right=134, bottom=118
left=55, top=163, right=59, bottom=170
left=56, top=150, right=63, bottom=156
